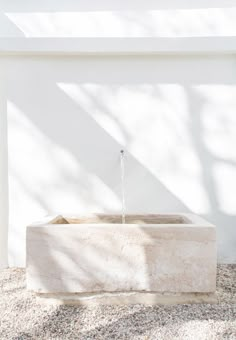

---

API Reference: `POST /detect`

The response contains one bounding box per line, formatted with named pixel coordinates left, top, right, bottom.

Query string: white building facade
left=0, top=0, right=236, bottom=266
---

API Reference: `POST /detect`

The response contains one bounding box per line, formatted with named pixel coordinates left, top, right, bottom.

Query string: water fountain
left=26, top=150, right=217, bottom=305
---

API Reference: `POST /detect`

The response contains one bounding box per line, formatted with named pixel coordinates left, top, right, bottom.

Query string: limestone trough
left=26, top=213, right=217, bottom=305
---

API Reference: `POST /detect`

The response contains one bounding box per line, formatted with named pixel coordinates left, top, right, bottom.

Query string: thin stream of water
left=120, top=150, right=126, bottom=224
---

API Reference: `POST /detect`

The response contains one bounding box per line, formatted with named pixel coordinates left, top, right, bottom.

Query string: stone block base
left=27, top=213, right=217, bottom=298
left=36, top=291, right=217, bottom=306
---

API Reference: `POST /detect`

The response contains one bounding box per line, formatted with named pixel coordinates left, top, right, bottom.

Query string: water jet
left=26, top=151, right=216, bottom=305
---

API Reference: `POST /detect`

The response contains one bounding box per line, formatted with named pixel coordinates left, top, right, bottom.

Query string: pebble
left=0, top=265, right=235, bottom=339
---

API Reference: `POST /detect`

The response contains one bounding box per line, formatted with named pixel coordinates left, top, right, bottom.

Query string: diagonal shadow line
left=0, top=12, right=25, bottom=37
left=8, top=79, right=189, bottom=213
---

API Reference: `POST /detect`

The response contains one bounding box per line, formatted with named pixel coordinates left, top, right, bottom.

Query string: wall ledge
left=0, top=37, right=236, bottom=55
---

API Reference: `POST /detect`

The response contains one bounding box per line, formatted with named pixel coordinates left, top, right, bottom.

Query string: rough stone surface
left=36, top=291, right=217, bottom=306
left=0, top=265, right=235, bottom=340
left=27, top=214, right=216, bottom=294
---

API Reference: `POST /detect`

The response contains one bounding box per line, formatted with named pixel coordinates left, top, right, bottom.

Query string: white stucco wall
left=0, top=0, right=236, bottom=266
left=0, top=62, right=8, bottom=268
left=1, top=0, right=236, bottom=38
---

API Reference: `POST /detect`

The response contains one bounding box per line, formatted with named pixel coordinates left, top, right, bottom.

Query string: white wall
left=2, top=54, right=235, bottom=265
left=0, top=0, right=236, bottom=38
left=0, top=0, right=236, bottom=265
left=0, top=61, right=8, bottom=268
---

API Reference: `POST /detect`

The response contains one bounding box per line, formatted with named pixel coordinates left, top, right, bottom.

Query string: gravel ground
left=0, top=265, right=235, bottom=340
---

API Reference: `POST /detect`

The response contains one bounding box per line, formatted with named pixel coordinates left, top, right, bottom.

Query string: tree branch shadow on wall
left=7, top=60, right=198, bottom=294
left=7, top=55, right=236, bottom=297
left=185, top=86, right=236, bottom=262
left=8, top=77, right=190, bottom=290
left=8, top=77, right=189, bottom=214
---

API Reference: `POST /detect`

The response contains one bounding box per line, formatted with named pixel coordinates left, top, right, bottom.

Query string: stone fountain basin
left=26, top=213, right=216, bottom=304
